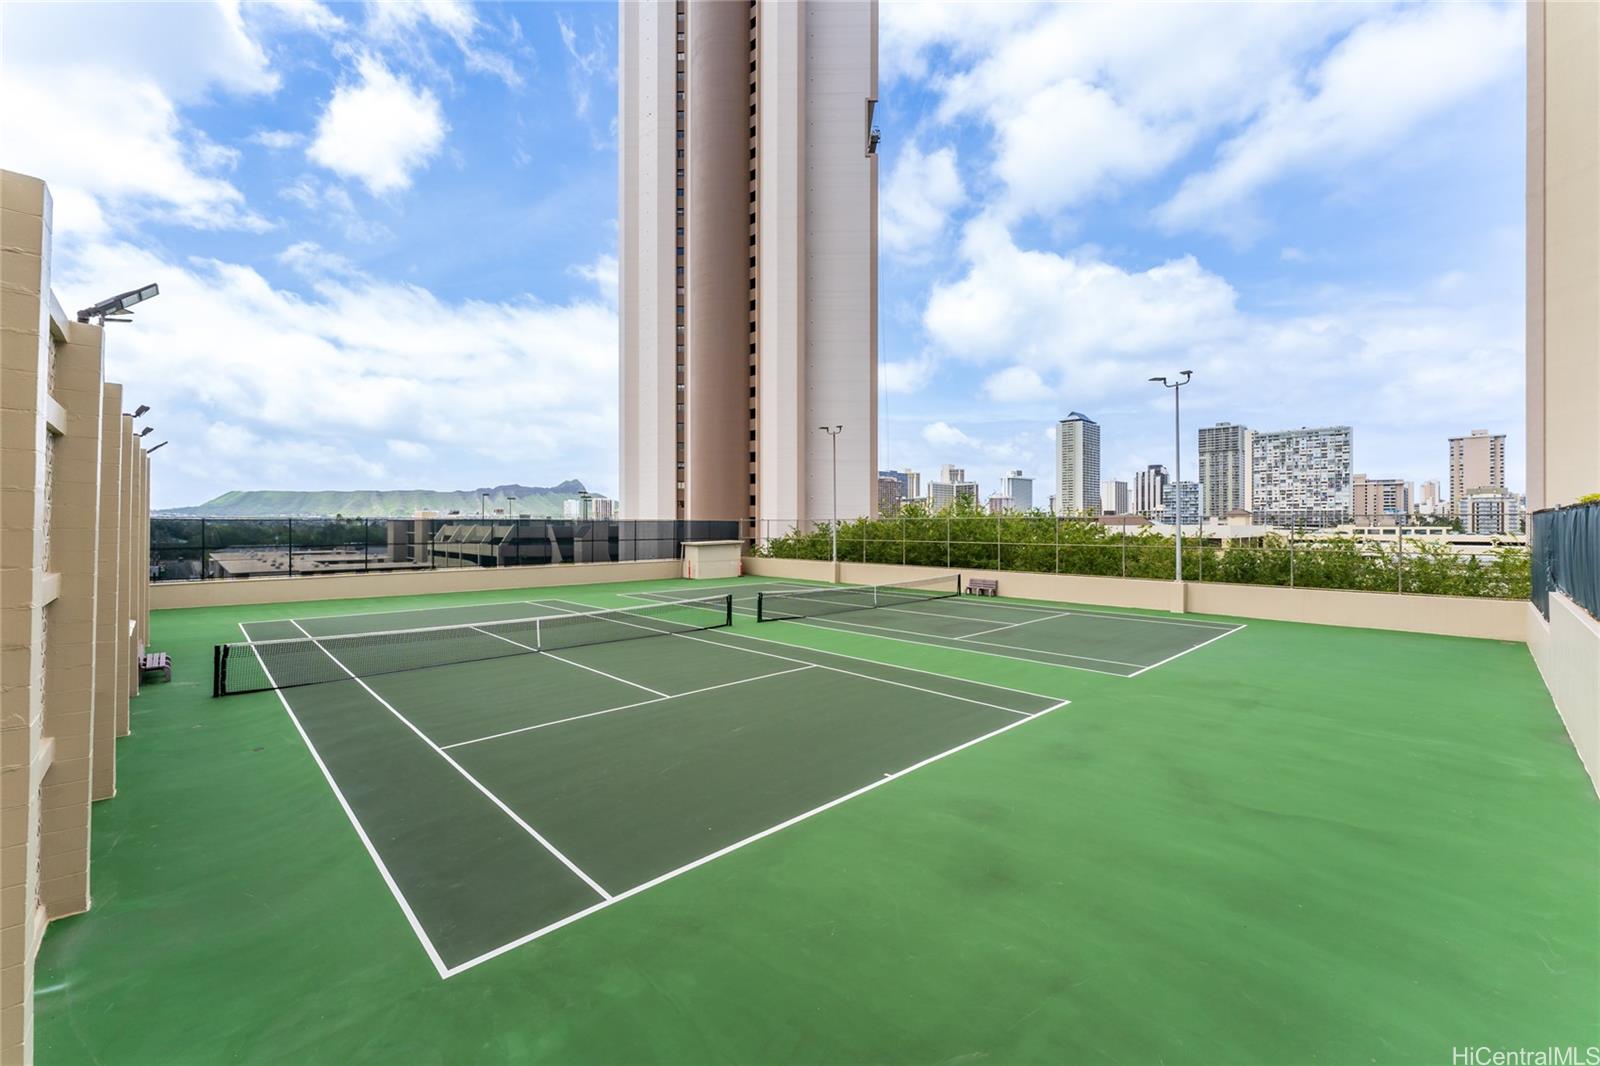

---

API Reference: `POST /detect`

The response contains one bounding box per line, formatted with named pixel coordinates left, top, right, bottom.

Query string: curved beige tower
left=620, top=0, right=879, bottom=534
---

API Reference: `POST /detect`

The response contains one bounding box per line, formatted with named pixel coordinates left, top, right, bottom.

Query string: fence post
left=1397, top=527, right=1404, bottom=594
left=1054, top=514, right=1061, bottom=575
left=287, top=518, right=294, bottom=576
left=1120, top=524, right=1126, bottom=578
left=1289, top=532, right=1296, bottom=588
left=901, top=514, right=906, bottom=566
left=201, top=517, right=209, bottom=580
left=995, top=514, right=1001, bottom=571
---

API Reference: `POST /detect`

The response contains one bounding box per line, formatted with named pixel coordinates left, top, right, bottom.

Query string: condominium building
left=1158, top=480, right=1201, bottom=525
left=1448, top=429, right=1506, bottom=502
left=1197, top=422, right=1252, bottom=517
left=877, top=475, right=904, bottom=515
left=1351, top=474, right=1413, bottom=523
left=986, top=494, right=1013, bottom=515
left=1250, top=425, right=1353, bottom=524
left=1133, top=464, right=1168, bottom=515
left=902, top=469, right=921, bottom=501
left=1458, top=490, right=1525, bottom=535
left=999, top=470, right=1033, bottom=511
left=1055, top=413, right=1101, bottom=515
left=1099, top=479, right=1129, bottom=515
left=618, top=0, right=879, bottom=533
left=928, top=474, right=978, bottom=511
left=1416, top=479, right=1445, bottom=516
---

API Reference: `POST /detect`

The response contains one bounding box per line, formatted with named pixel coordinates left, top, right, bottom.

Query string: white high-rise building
left=619, top=0, right=879, bottom=533
left=1458, top=490, right=1525, bottom=534
left=999, top=470, right=1033, bottom=511
left=1197, top=422, right=1253, bottom=517
left=1055, top=413, right=1101, bottom=515
left=1134, top=464, right=1168, bottom=515
left=1250, top=425, right=1353, bottom=524
left=1099, top=480, right=1129, bottom=515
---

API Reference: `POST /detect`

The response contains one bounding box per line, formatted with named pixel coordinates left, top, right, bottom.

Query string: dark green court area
left=32, top=576, right=1600, bottom=1064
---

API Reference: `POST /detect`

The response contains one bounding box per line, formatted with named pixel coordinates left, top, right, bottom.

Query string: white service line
left=1126, top=622, right=1248, bottom=677
left=468, top=624, right=671, bottom=699
left=954, top=611, right=1069, bottom=640
left=538, top=597, right=1052, bottom=718
left=441, top=695, right=1069, bottom=978
left=790, top=612, right=1146, bottom=670
left=239, top=622, right=450, bottom=981
left=286, top=619, right=613, bottom=902
left=441, top=665, right=815, bottom=750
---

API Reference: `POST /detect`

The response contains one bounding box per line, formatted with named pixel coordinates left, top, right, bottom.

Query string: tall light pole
left=1148, top=371, right=1193, bottom=583
left=818, top=425, right=842, bottom=569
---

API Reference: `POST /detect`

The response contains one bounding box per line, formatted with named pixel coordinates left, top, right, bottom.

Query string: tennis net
left=212, top=594, right=734, bottom=697
left=756, top=574, right=961, bottom=623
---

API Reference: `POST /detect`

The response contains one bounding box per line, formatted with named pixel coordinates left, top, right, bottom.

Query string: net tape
left=756, top=574, right=961, bottom=623
left=213, top=594, right=733, bottom=696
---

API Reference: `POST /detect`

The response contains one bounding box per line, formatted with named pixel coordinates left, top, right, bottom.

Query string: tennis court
left=625, top=575, right=1246, bottom=677
left=224, top=589, right=1068, bottom=977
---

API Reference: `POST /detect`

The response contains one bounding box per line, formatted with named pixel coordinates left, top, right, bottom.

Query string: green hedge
left=756, top=504, right=1530, bottom=601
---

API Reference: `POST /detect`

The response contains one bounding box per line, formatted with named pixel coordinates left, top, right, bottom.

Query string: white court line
left=238, top=622, right=450, bottom=981
left=470, top=623, right=670, bottom=699
left=286, top=619, right=613, bottom=902
left=539, top=597, right=1069, bottom=707
left=1127, top=622, right=1248, bottom=677
left=929, top=596, right=1241, bottom=630
left=539, top=598, right=1050, bottom=718
left=441, top=695, right=1070, bottom=978
left=784, top=612, right=1146, bottom=671
left=442, top=665, right=815, bottom=750
left=954, top=612, right=1069, bottom=640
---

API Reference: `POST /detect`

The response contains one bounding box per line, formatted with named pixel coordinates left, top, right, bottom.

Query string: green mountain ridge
left=158, top=481, right=589, bottom=518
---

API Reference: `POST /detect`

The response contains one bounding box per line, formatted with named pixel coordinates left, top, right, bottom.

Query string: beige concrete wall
left=1527, top=595, right=1600, bottom=797
left=91, top=384, right=122, bottom=801
left=117, top=418, right=134, bottom=734
left=1, top=168, right=143, bottom=1066
left=1527, top=0, right=1600, bottom=512
left=150, top=559, right=683, bottom=610
left=37, top=322, right=104, bottom=921
left=745, top=556, right=1527, bottom=641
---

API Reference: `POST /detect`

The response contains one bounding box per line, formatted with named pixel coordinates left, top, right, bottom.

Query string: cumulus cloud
left=1157, top=2, right=1524, bottom=239
left=250, top=130, right=305, bottom=150
left=55, top=240, right=620, bottom=507
left=882, top=355, right=936, bottom=395
left=308, top=55, right=448, bottom=195
left=366, top=0, right=523, bottom=88
left=880, top=142, right=965, bottom=257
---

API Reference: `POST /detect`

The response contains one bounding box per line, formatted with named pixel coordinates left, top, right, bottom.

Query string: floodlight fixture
left=147, top=441, right=168, bottom=453
left=132, top=404, right=150, bottom=417
left=137, top=426, right=154, bottom=438
left=76, top=283, right=160, bottom=325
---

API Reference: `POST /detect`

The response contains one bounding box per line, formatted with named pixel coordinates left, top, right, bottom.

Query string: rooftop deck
left=33, top=576, right=1599, bottom=1064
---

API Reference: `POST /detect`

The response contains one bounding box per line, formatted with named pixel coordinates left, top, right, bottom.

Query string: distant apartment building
left=563, top=492, right=616, bottom=520
left=619, top=0, right=879, bottom=533
left=1416, top=479, right=1445, bottom=516
left=1133, top=464, right=1168, bottom=515
left=1448, top=429, right=1506, bottom=502
left=1351, top=474, right=1413, bottom=523
left=999, top=470, right=1033, bottom=511
left=877, top=475, right=905, bottom=515
left=1055, top=413, right=1101, bottom=515
left=1100, top=479, right=1130, bottom=515
left=1197, top=422, right=1252, bottom=517
left=903, top=469, right=922, bottom=501
left=1159, top=481, right=1201, bottom=525
left=1458, top=490, right=1524, bottom=535
left=986, top=494, right=1012, bottom=515
left=1250, top=425, right=1353, bottom=525
left=929, top=464, right=979, bottom=511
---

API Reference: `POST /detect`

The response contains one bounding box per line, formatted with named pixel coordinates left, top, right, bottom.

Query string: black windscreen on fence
left=1530, top=501, right=1599, bottom=621
left=149, top=518, right=741, bottom=581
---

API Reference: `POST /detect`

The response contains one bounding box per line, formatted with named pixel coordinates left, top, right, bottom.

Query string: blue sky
left=1, top=1, right=1525, bottom=510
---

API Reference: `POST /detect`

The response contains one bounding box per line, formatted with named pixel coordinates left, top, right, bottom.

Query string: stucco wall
left=1526, top=595, right=1600, bottom=797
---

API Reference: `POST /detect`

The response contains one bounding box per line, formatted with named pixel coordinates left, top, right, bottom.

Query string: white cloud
left=922, top=421, right=979, bottom=450
left=55, top=240, right=620, bottom=507
left=880, top=143, right=964, bottom=257
left=366, top=0, right=523, bottom=88
left=308, top=55, right=448, bottom=195
left=882, top=355, right=936, bottom=395
left=245, top=0, right=348, bottom=36
left=981, top=366, right=1047, bottom=403
left=250, top=130, right=305, bottom=150
left=277, top=177, right=392, bottom=242
left=570, top=253, right=619, bottom=307
left=0, top=67, right=270, bottom=237
left=1157, top=3, right=1524, bottom=239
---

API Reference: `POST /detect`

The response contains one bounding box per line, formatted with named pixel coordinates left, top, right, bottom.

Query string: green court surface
left=33, top=576, right=1600, bottom=1064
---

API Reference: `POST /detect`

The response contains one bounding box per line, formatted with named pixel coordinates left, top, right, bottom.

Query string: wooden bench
left=139, top=651, right=172, bottom=683
left=966, top=577, right=999, bottom=597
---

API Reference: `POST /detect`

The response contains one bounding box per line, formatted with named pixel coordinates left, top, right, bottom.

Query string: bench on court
left=966, top=577, right=999, bottom=597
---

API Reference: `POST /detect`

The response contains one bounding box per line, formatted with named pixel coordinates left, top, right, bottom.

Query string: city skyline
left=1, top=2, right=1525, bottom=510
